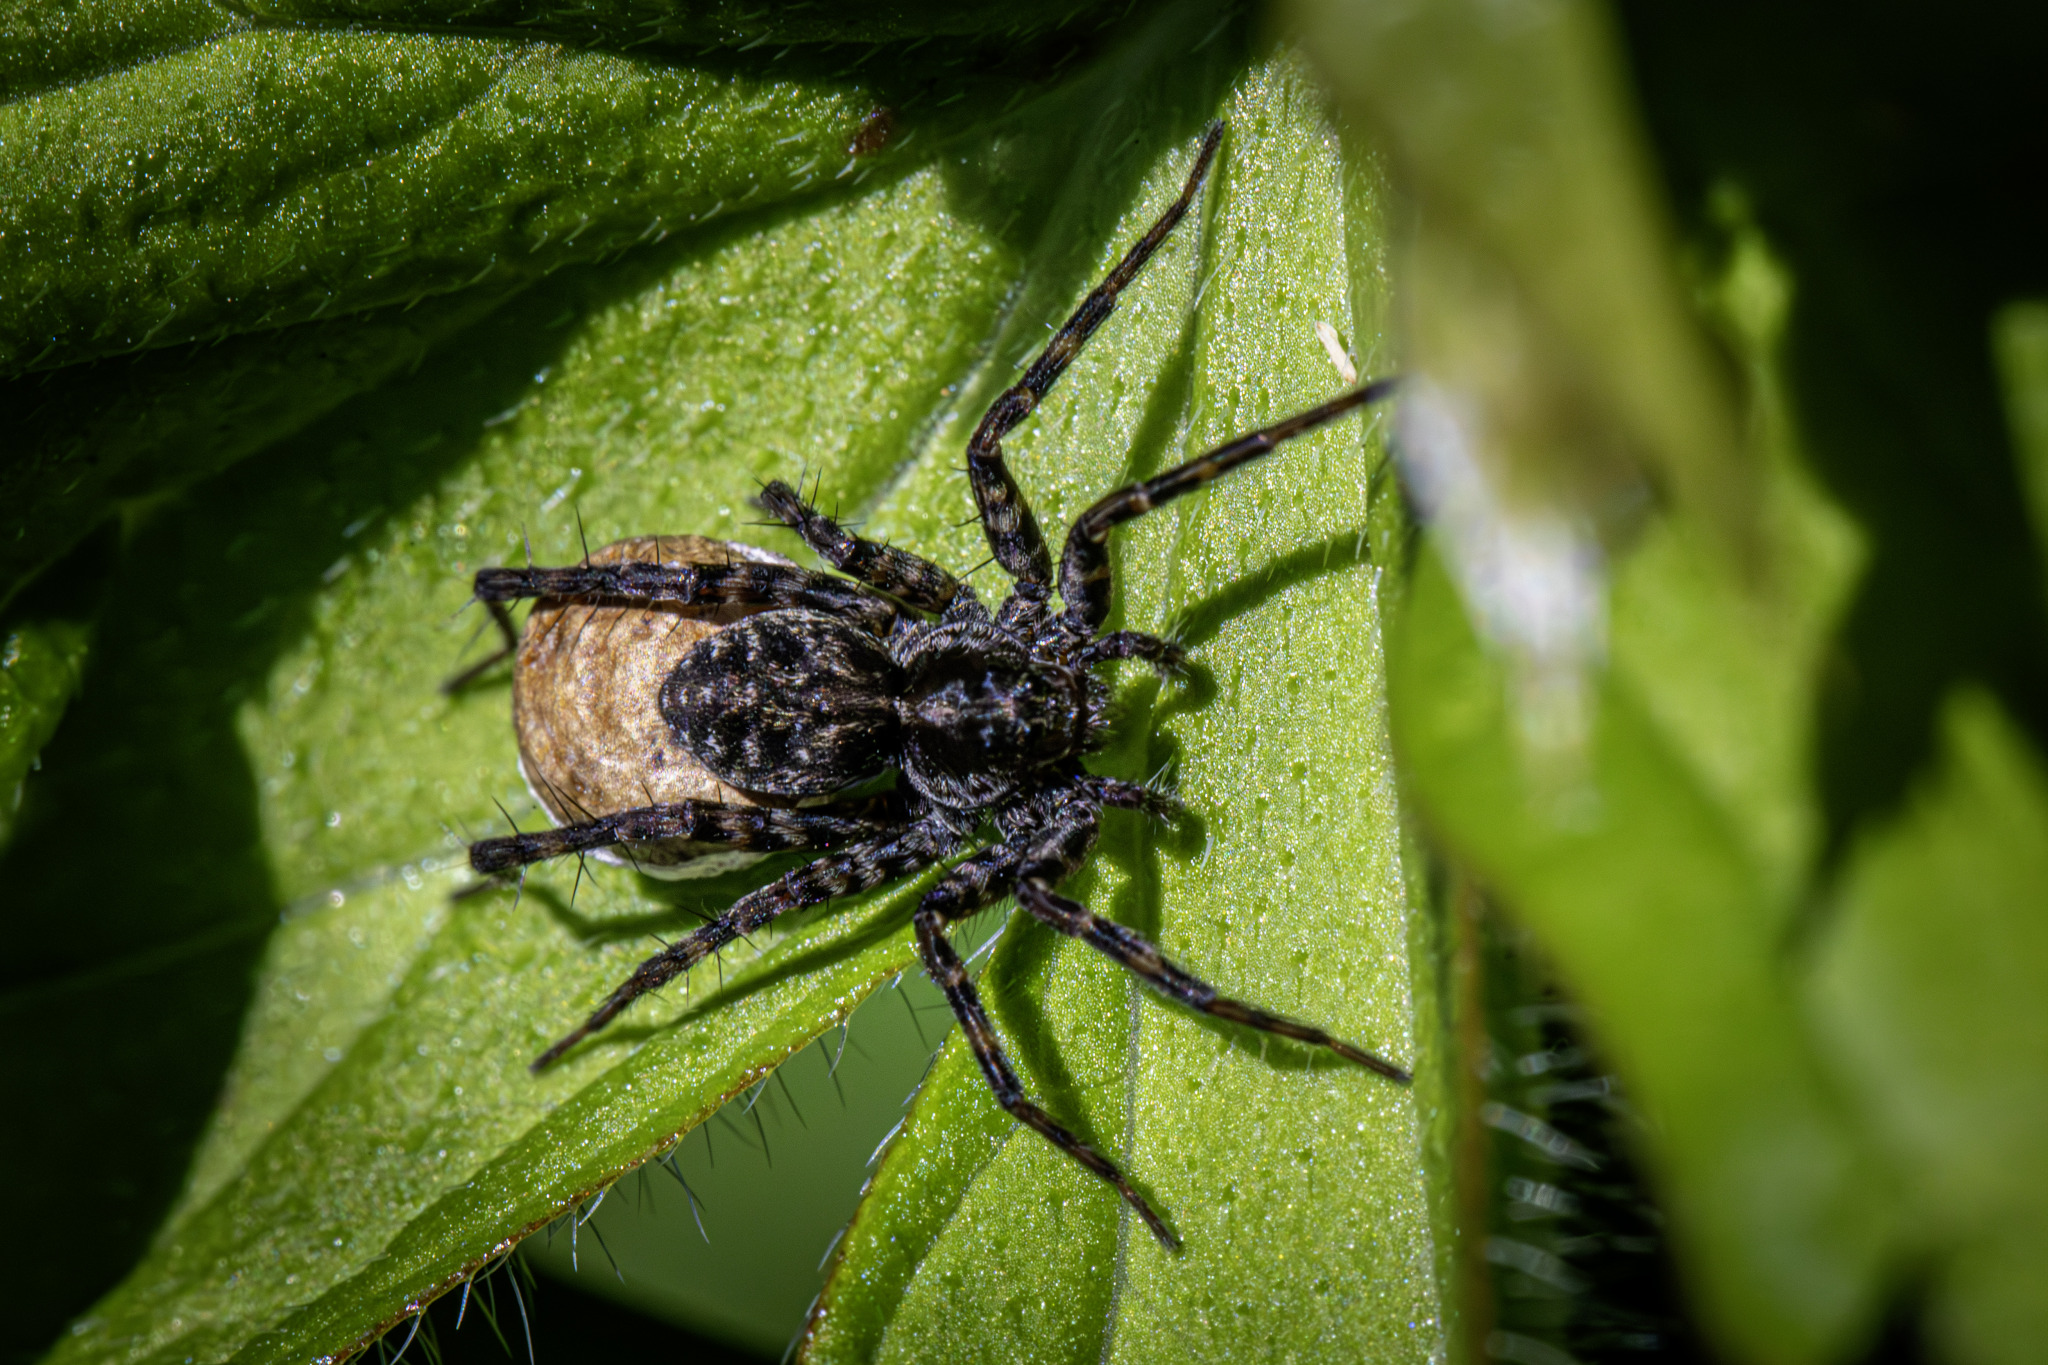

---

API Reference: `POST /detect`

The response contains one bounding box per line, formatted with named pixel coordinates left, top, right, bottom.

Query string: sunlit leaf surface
left=806, top=53, right=1438, bottom=1365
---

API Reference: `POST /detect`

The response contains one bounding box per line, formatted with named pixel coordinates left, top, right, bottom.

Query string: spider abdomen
left=662, top=610, right=902, bottom=796
left=512, top=534, right=797, bottom=878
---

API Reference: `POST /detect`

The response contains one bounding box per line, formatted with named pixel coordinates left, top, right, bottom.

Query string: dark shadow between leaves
left=0, top=293, right=565, bottom=1358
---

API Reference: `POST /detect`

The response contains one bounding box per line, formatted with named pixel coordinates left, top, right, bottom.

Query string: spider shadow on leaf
left=672, top=876, right=935, bottom=1020
left=977, top=876, right=1104, bottom=1140
left=504, top=866, right=936, bottom=1060
left=1136, top=519, right=1386, bottom=1077
left=519, top=853, right=818, bottom=948
left=483, top=851, right=928, bottom=1057
left=1163, top=523, right=1379, bottom=657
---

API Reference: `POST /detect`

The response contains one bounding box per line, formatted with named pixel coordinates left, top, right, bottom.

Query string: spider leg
left=1015, top=815, right=1411, bottom=1083
left=755, top=480, right=963, bottom=614
left=1087, top=775, right=1184, bottom=823
left=472, top=560, right=896, bottom=636
left=915, top=838, right=1024, bottom=922
left=533, top=813, right=966, bottom=1069
left=911, top=842, right=1183, bottom=1251
left=439, top=599, right=520, bottom=694
left=1079, top=629, right=1185, bottom=675
left=469, top=800, right=893, bottom=875
left=1059, top=377, right=1400, bottom=632
left=967, top=122, right=1224, bottom=589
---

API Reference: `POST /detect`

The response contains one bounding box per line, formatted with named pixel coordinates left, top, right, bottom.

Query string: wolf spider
left=461, top=122, right=1405, bottom=1249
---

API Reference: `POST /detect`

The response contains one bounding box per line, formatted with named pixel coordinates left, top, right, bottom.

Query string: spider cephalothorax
left=458, top=122, right=1404, bottom=1249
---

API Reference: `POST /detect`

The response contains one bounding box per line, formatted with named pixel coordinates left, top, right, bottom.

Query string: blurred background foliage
left=2, top=1, right=2045, bottom=1364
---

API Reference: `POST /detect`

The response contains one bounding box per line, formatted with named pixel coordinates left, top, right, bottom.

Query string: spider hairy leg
left=1089, top=774, right=1184, bottom=822
left=1014, top=848, right=1411, bottom=1082
left=440, top=598, right=520, bottom=694
left=1079, top=629, right=1186, bottom=674
left=1059, top=376, right=1400, bottom=631
left=531, top=815, right=966, bottom=1070
left=469, top=801, right=890, bottom=875
left=964, top=121, right=1225, bottom=588
left=444, top=113, right=1413, bottom=1250
left=912, top=843, right=1183, bottom=1251
left=472, top=560, right=897, bottom=635
left=755, top=479, right=962, bottom=614
left=917, top=840, right=1023, bottom=921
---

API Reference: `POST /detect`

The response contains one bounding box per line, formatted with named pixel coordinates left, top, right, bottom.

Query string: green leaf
left=1992, top=300, right=2048, bottom=588
left=1794, top=311, right=2048, bottom=1365
left=10, top=4, right=1444, bottom=1361
left=21, top=94, right=1027, bottom=1365
left=1296, top=7, right=2048, bottom=1362
left=1286, top=0, right=1754, bottom=553
left=0, top=2, right=1116, bottom=379
left=1809, top=690, right=2048, bottom=1365
left=240, top=0, right=1128, bottom=46
left=0, top=35, right=828, bottom=371
left=0, top=6, right=1126, bottom=599
left=0, top=285, right=521, bottom=609
left=0, top=617, right=89, bottom=847
left=1288, top=4, right=1942, bottom=1362
left=1389, top=530, right=1891, bottom=1365
left=1356, top=79, right=1902, bottom=1360
left=805, top=52, right=1441, bottom=1365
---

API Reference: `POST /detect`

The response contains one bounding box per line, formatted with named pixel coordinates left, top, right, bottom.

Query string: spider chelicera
left=458, top=122, right=1406, bottom=1249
